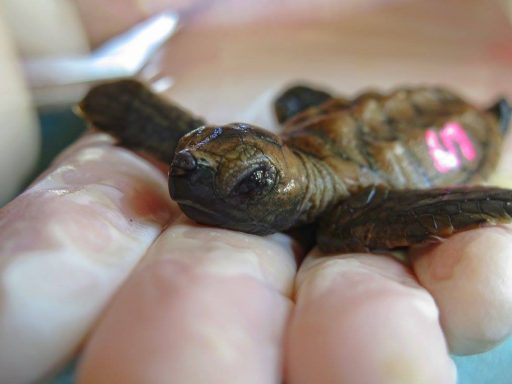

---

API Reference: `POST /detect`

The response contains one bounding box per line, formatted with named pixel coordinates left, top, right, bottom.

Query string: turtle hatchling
left=79, top=79, right=512, bottom=253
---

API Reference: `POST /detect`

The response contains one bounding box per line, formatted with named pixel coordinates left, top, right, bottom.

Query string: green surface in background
left=25, top=106, right=86, bottom=188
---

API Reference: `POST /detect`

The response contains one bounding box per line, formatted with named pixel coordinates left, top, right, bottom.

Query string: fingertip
left=287, top=252, right=457, bottom=384
left=411, top=226, right=512, bottom=354
left=77, top=221, right=298, bottom=383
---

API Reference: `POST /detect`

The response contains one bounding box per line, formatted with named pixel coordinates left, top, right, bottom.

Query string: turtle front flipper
left=317, top=186, right=512, bottom=253
left=79, top=79, right=206, bottom=163
left=273, top=84, right=334, bottom=124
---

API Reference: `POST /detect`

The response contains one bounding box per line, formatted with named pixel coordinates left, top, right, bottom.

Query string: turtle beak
left=168, top=149, right=216, bottom=205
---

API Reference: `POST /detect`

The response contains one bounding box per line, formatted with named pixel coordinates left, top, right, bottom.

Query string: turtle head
left=169, top=123, right=305, bottom=235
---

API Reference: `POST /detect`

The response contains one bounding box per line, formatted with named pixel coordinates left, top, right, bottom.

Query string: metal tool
left=23, top=11, right=179, bottom=107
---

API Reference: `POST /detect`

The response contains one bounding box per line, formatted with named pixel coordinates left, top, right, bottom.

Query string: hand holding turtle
left=73, top=79, right=512, bottom=383
left=80, top=79, right=512, bottom=250
left=2, top=79, right=512, bottom=383
left=2, top=0, right=512, bottom=382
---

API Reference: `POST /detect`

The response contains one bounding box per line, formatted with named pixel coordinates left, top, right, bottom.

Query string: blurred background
left=2, top=0, right=512, bottom=203
left=0, top=0, right=511, bottom=382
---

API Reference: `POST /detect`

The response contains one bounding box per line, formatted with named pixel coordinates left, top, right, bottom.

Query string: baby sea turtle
left=79, top=80, right=512, bottom=253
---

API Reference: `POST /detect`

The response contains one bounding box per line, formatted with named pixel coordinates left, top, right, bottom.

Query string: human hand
left=2, top=1, right=512, bottom=383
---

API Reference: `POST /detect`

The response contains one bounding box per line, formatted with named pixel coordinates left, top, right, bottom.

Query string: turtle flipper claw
left=317, top=186, right=512, bottom=253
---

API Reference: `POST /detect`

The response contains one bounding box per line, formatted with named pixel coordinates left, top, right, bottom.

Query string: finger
left=410, top=227, right=512, bottom=355
left=1, top=0, right=88, bottom=57
left=286, top=251, right=456, bottom=384
left=410, top=132, right=512, bottom=355
left=77, top=217, right=298, bottom=384
left=0, top=8, right=39, bottom=204
left=0, top=134, right=177, bottom=384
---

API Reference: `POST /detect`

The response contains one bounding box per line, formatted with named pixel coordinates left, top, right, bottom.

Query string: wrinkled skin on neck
left=169, top=123, right=307, bottom=235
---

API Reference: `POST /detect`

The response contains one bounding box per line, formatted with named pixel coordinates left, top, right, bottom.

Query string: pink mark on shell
left=425, top=122, right=477, bottom=173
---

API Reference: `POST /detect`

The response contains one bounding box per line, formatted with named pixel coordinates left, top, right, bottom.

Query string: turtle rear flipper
left=317, top=186, right=512, bottom=253
left=488, top=98, right=511, bottom=134
left=273, top=84, right=334, bottom=124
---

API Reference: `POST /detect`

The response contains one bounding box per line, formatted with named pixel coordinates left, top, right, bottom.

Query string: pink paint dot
left=425, top=122, right=476, bottom=173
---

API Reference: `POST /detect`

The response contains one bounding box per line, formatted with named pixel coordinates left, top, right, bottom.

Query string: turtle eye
left=230, top=164, right=277, bottom=200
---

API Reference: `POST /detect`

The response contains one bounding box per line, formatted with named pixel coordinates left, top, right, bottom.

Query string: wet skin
left=79, top=80, right=512, bottom=252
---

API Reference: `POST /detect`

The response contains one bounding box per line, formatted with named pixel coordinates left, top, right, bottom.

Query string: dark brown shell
left=282, top=87, right=503, bottom=192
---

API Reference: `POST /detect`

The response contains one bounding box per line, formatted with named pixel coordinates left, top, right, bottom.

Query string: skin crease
left=1, top=1, right=512, bottom=383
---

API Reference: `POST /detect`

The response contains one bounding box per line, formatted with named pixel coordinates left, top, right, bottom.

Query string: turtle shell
left=282, top=87, right=503, bottom=192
